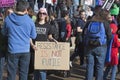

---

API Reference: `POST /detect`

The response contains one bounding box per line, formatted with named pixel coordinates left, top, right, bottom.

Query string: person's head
left=62, top=10, right=69, bottom=18
left=36, top=8, right=48, bottom=23
left=86, top=6, right=92, bottom=11
left=50, top=13, right=56, bottom=21
left=27, top=7, right=35, bottom=17
left=91, top=8, right=110, bottom=22
left=77, top=5, right=83, bottom=11
left=16, top=0, right=29, bottom=13
left=93, top=5, right=102, bottom=14
left=99, top=9, right=110, bottom=20
left=79, top=9, right=86, bottom=19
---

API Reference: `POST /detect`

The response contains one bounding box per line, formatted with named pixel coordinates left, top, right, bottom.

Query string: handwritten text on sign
left=34, top=42, right=70, bottom=70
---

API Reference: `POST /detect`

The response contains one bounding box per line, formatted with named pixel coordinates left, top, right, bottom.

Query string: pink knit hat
left=39, top=8, right=47, bottom=14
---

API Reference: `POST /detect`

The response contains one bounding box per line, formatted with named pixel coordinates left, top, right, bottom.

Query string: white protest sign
left=34, top=42, right=70, bottom=70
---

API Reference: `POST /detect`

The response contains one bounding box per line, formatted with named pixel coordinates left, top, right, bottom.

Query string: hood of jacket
left=7, top=13, right=29, bottom=26
left=110, top=23, right=118, bottom=34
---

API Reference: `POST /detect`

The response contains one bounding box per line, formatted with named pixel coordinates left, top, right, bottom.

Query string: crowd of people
left=0, top=0, right=120, bottom=80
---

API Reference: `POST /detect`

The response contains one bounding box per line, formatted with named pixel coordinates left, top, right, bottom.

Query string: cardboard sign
left=102, top=0, right=115, bottom=10
left=0, top=0, right=15, bottom=8
left=34, top=42, right=70, bottom=70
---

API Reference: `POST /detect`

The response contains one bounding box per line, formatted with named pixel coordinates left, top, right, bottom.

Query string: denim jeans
left=34, top=70, right=46, bottom=80
left=0, top=52, right=5, bottom=80
left=103, top=65, right=117, bottom=80
left=85, top=46, right=107, bottom=80
left=60, top=32, right=66, bottom=42
left=7, top=52, right=30, bottom=80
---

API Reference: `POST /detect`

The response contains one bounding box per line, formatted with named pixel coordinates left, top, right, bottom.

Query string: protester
left=28, top=0, right=35, bottom=11
left=73, top=5, right=83, bottom=19
left=0, top=11, right=6, bottom=80
left=36, top=0, right=44, bottom=9
left=83, top=7, right=112, bottom=80
left=1, top=1, right=37, bottom=80
left=103, top=14, right=120, bottom=80
left=45, top=0, right=54, bottom=16
left=70, top=9, right=87, bottom=67
left=60, top=11, right=72, bottom=77
left=33, top=7, right=57, bottom=80
left=85, top=6, right=93, bottom=19
left=110, top=1, right=119, bottom=19
left=0, top=7, right=14, bottom=80
left=56, top=0, right=67, bottom=18
left=27, top=6, right=37, bottom=79
left=50, top=13, right=59, bottom=40
left=59, top=10, right=70, bottom=42
left=72, top=0, right=80, bottom=13
left=52, top=0, right=57, bottom=14
left=27, top=7, right=36, bottom=22
left=65, top=17, right=72, bottom=43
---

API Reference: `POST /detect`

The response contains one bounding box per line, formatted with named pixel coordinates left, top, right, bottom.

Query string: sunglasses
left=39, top=12, right=47, bottom=15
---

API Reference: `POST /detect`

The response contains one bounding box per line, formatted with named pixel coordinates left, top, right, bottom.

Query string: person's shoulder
left=102, top=21, right=109, bottom=26
left=25, top=14, right=32, bottom=19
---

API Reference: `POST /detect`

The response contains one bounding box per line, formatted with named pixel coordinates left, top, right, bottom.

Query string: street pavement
left=3, top=59, right=120, bottom=80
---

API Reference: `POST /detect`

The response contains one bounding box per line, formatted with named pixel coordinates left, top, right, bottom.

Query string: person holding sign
left=1, top=1, right=37, bottom=80
left=31, top=7, right=57, bottom=80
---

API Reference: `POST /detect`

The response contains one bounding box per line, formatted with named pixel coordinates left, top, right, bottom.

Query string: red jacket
left=110, top=23, right=120, bottom=65
left=66, top=23, right=72, bottom=39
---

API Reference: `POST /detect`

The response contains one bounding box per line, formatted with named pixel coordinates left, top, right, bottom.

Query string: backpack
left=84, top=21, right=107, bottom=46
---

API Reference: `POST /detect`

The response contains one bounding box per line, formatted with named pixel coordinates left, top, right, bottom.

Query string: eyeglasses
left=39, top=12, right=47, bottom=15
